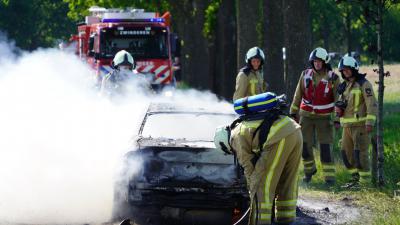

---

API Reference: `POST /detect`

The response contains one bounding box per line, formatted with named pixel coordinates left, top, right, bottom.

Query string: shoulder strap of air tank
left=251, top=111, right=281, bottom=152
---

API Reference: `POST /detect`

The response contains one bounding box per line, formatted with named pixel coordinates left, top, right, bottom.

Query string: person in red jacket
left=289, top=47, right=340, bottom=185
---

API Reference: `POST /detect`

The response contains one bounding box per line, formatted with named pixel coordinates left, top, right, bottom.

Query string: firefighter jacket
left=233, top=69, right=266, bottom=101
left=100, top=70, right=128, bottom=96
left=230, top=116, right=301, bottom=182
left=339, top=78, right=377, bottom=127
left=290, top=69, right=340, bottom=118
left=230, top=115, right=302, bottom=225
left=100, top=70, right=150, bottom=97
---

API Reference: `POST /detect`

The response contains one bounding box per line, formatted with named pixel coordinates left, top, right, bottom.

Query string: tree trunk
left=283, top=0, right=311, bottom=101
left=322, top=17, right=330, bottom=51
left=263, top=0, right=285, bottom=94
left=237, top=0, right=260, bottom=70
left=214, top=0, right=237, bottom=99
left=169, top=0, right=211, bottom=89
left=345, top=7, right=352, bottom=55
left=376, top=0, right=385, bottom=187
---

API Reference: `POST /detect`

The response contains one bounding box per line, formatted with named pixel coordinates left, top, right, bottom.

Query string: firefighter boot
left=320, top=144, right=336, bottom=186
left=302, top=143, right=316, bottom=183
left=342, top=172, right=360, bottom=189
left=303, top=168, right=317, bottom=183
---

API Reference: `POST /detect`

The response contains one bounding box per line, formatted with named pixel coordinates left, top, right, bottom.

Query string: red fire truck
left=71, top=6, right=178, bottom=88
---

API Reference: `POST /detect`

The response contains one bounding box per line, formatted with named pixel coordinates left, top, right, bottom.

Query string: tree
left=382, top=5, right=400, bottom=61
left=374, top=0, right=400, bottom=186
left=0, top=0, right=75, bottom=50
left=63, top=0, right=170, bottom=20
left=336, top=0, right=400, bottom=187
left=236, top=0, right=260, bottom=70
left=263, top=0, right=285, bottom=94
left=283, top=0, right=311, bottom=101
left=213, top=0, right=237, bottom=98
left=310, top=0, right=343, bottom=51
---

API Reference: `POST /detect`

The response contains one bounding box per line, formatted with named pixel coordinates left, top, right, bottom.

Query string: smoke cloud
left=0, top=35, right=232, bottom=224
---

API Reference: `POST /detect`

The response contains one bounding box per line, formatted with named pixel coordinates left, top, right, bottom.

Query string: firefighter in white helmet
left=289, top=47, right=340, bottom=185
left=100, top=50, right=148, bottom=97
left=336, top=55, right=377, bottom=188
left=233, top=47, right=267, bottom=101
left=214, top=94, right=302, bottom=225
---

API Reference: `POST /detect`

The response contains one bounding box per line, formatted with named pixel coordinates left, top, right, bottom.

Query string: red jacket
left=300, top=69, right=335, bottom=114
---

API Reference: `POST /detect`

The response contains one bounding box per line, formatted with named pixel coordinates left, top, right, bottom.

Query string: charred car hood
left=125, top=138, right=242, bottom=189
left=137, top=137, right=216, bottom=148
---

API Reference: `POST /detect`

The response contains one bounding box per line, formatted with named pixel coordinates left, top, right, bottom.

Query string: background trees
left=0, top=0, right=74, bottom=50
left=0, top=0, right=399, bottom=99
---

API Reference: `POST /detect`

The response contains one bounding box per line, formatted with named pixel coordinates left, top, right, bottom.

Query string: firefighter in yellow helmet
left=289, top=47, right=340, bottom=185
left=233, top=47, right=267, bottom=101
left=215, top=93, right=302, bottom=225
left=335, top=55, right=377, bottom=188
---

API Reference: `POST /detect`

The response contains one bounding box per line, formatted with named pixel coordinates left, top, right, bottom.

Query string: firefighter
left=214, top=94, right=302, bottom=225
left=335, top=55, right=377, bottom=187
left=172, top=56, right=182, bottom=85
left=100, top=50, right=149, bottom=97
left=289, top=47, right=340, bottom=185
left=233, top=47, right=267, bottom=101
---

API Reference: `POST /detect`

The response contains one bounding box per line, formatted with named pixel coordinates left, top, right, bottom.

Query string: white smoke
left=0, top=43, right=142, bottom=224
left=0, top=32, right=19, bottom=69
left=0, top=35, right=233, bottom=224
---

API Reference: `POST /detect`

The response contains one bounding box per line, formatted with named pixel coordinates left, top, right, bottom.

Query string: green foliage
left=383, top=6, right=400, bottom=61
left=351, top=190, right=400, bottom=225
left=382, top=113, right=400, bottom=189
left=310, top=0, right=400, bottom=63
left=63, top=0, right=170, bottom=21
left=203, top=0, right=221, bottom=39
left=310, top=0, right=343, bottom=50
left=176, top=81, right=191, bottom=90
left=0, top=0, right=75, bottom=50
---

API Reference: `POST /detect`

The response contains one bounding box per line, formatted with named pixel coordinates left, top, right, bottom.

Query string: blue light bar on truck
left=102, top=18, right=165, bottom=23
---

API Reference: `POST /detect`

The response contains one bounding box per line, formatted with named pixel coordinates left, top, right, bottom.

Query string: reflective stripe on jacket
left=233, top=70, right=266, bottom=101
left=300, top=69, right=335, bottom=114
left=339, top=79, right=378, bottom=127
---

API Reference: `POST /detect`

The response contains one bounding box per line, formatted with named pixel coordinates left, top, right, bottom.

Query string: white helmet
left=245, top=47, right=265, bottom=64
left=309, top=47, right=330, bottom=63
left=338, top=55, right=359, bottom=71
left=214, top=125, right=232, bottom=154
left=112, top=50, right=135, bottom=69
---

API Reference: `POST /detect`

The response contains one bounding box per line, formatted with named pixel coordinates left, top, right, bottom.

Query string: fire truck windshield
left=100, top=27, right=169, bottom=60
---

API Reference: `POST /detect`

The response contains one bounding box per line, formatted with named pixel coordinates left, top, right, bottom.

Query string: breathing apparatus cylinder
left=233, top=92, right=278, bottom=115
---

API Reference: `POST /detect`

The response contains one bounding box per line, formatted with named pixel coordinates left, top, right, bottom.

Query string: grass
left=176, top=81, right=191, bottom=90
left=299, top=64, right=400, bottom=224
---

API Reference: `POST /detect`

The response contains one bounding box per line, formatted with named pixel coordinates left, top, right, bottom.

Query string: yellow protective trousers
left=341, top=126, right=371, bottom=182
left=299, top=116, right=336, bottom=182
left=248, top=129, right=302, bottom=225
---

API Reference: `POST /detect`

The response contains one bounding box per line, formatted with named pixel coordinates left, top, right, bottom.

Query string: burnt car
left=112, top=103, right=249, bottom=225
